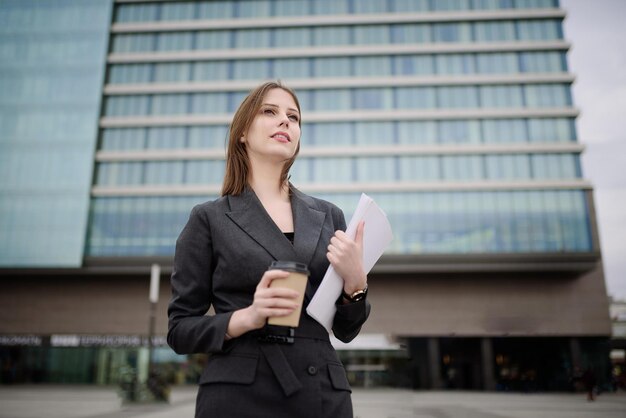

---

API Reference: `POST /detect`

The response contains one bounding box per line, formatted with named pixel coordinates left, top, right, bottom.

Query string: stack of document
left=307, top=193, right=393, bottom=333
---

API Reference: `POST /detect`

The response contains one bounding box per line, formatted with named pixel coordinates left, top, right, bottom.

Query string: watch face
left=351, top=292, right=366, bottom=302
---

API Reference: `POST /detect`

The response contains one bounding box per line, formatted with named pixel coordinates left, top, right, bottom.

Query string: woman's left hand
left=327, top=221, right=367, bottom=295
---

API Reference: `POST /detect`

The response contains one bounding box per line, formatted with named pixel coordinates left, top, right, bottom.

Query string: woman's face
left=241, top=88, right=301, bottom=165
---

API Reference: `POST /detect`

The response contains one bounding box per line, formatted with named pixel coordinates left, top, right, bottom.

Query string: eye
left=263, top=108, right=275, bottom=115
left=288, top=114, right=299, bottom=122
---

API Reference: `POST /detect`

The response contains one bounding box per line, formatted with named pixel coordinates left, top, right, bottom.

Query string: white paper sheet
left=306, top=193, right=393, bottom=333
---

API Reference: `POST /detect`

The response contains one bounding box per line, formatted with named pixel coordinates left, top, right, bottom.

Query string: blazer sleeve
left=167, top=204, right=233, bottom=355
left=330, top=206, right=372, bottom=343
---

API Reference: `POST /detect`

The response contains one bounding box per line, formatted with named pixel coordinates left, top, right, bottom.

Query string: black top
left=283, top=232, right=294, bottom=244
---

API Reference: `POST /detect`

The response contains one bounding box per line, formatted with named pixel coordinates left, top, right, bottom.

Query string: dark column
left=427, top=337, right=443, bottom=389
left=405, top=338, right=429, bottom=389
left=481, top=337, right=497, bottom=391
left=570, top=337, right=582, bottom=369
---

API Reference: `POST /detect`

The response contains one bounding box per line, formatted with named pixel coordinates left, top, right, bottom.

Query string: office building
left=0, top=0, right=611, bottom=390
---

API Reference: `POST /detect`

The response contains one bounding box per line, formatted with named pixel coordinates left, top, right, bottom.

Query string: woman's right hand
left=247, top=269, right=300, bottom=329
left=227, top=269, right=300, bottom=338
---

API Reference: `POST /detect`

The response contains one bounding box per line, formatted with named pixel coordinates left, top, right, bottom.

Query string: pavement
left=0, top=385, right=625, bottom=418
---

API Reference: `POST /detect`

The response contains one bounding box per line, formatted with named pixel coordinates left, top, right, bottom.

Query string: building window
left=516, top=19, right=562, bottom=40
left=354, top=25, right=391, bottom=45
left=146, top=127, right=186, bottom=149
left=114, top=3, right=158, bottom=23
left=274, top=27, right=312, bottom=47
left=237, top=0, right=271, bottom=18
left=234, top=28, right=271, bottom=48
left=354, top=56, right=392, bottom=77
left=519, top=51, right=566, bottom=73
left=100, top=128, right=145, bottom=151
left=311, top=0, right=349, bottom=15
left=438, top=86, right=479, bottom=108
left=397, top=121, right=438, bottom=144
left=153, top=63, right=190, bottom=83
left=356, top=157, right=396, bottom=182
left=312, top=26, right=351, bottom=46
left=474, top=21, right=517, bottom=42
left=399, top=156, right=439, bottom=180
left=273, top=58, right=311, bottom=79
left=432, top=22, right=472, bottom=43
left=311, top=157, right=353, bottom=182
left=394, top=55, right=435, bottom=75
left=431, top=0, right=472, bottom=11
left=353, top=88, right=394, bottom=110
left=525, top=84, right=571, bottom=107
left=313, top=89, right=351, bottom=111
left=232, top=60, right=270, bottom=80
left=155, top=32, right=193, bottom=52
left=439, top=120, right=482, bottom=144
left=396, top=87, right=437, bottom=109
left=309, top=122, right=353, bottom=146
left=190, top=93, right=229, bottom=114
left=151, top=94, right=188, bottom=115
left=476, top=53, right=518, bottom=74
left=188, top=126, right=229, bottom=149
left=160, top=2, right=195, bottom=21
left=111, top=34, right=154, bottom=53
left=354, top=122, right=395, bottom=145
left=485, top=154, right=531, bottom=179
left=197, top=1, right=235, bottom=19
left=108, top=64, right=152, bottom=84
left=528, top=118, right=575, bottom=142
left=185, top=160, right=225, bottom=184
left=392, top=23, right=432, bottom=43
left=480, top=85, right=524, bottom=108
left=313, top=57, right=351, bottom=77
left=196, top=30, right=232, bottom=49
left=389, top=0, right=429, bottom=12
left=192, top=61, right=230, bottom=81
left=482, top=119, right=528, bottom=143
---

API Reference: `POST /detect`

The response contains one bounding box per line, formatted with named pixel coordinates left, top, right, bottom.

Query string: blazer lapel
left=290, top=187, right=328, bottom=305
left=290, top=186, right=326, bottom=267
left=226, top=188, right=297, bottom=262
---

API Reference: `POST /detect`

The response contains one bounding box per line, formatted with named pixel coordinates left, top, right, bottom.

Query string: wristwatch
left=342, top=284, right=368, bottom=303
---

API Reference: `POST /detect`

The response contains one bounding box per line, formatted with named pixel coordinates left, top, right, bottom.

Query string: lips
left=271, top=131, right=291, bottom=143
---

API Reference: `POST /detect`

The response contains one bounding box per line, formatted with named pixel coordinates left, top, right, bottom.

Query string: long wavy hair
left=221, top=81, right=302, bottom=196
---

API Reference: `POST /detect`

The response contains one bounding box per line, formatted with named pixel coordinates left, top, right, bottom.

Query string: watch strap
left=342, top=284, right=368, bottom=303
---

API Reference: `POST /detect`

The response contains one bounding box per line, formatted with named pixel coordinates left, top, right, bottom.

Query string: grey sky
left=561, top=0, right=626, bottom=299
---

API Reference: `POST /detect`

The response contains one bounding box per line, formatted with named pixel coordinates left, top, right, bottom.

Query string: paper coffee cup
left=267, top=261, right=309, bottom=327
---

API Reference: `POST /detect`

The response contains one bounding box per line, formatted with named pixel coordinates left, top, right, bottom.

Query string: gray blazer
left=167, top=185, right=370, bottom=418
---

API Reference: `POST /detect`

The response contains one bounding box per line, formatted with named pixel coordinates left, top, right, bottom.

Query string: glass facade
left=113, top=0, right=559, bottom=22
left=87, top=189, right=590, bottom=257
left=84, top=0, right=592, bottom=258
left=110, top=19, right=563, bottom=53
left=0, top=0, right=112, bottom=266
left=108, top=52, right=567, bottom=83
left=103, top=84, right=571, bottom=115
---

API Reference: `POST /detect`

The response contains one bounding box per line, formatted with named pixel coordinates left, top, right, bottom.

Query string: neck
left=248, top=157, right=289, bottom=201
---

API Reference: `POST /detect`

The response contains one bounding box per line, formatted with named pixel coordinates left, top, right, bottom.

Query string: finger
left=262, top=307, right=296, bottom=317
left=355, top=221, right=365, bottom=247
left=257, top=296, right=300, bottom=309
left=257, top=270, right=290, bottom=289
left=262, top=287, right=300, bottom=299
left=334, top=230, right=347, bottom=240
left=330, top=235, right=349, bottom=251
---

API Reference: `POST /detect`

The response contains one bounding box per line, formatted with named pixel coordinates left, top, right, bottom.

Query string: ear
left=239, top=135, right=245, bottom=143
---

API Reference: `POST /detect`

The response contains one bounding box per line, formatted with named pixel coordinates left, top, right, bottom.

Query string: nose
left=278, top=112, right=290, bottom=127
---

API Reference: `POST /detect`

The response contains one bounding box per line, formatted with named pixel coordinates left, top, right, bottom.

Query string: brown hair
left=221, top=81, right=302, bottom=196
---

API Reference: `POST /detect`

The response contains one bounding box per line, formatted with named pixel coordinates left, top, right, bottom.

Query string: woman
left=167, top=81, right=370, bottom=418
